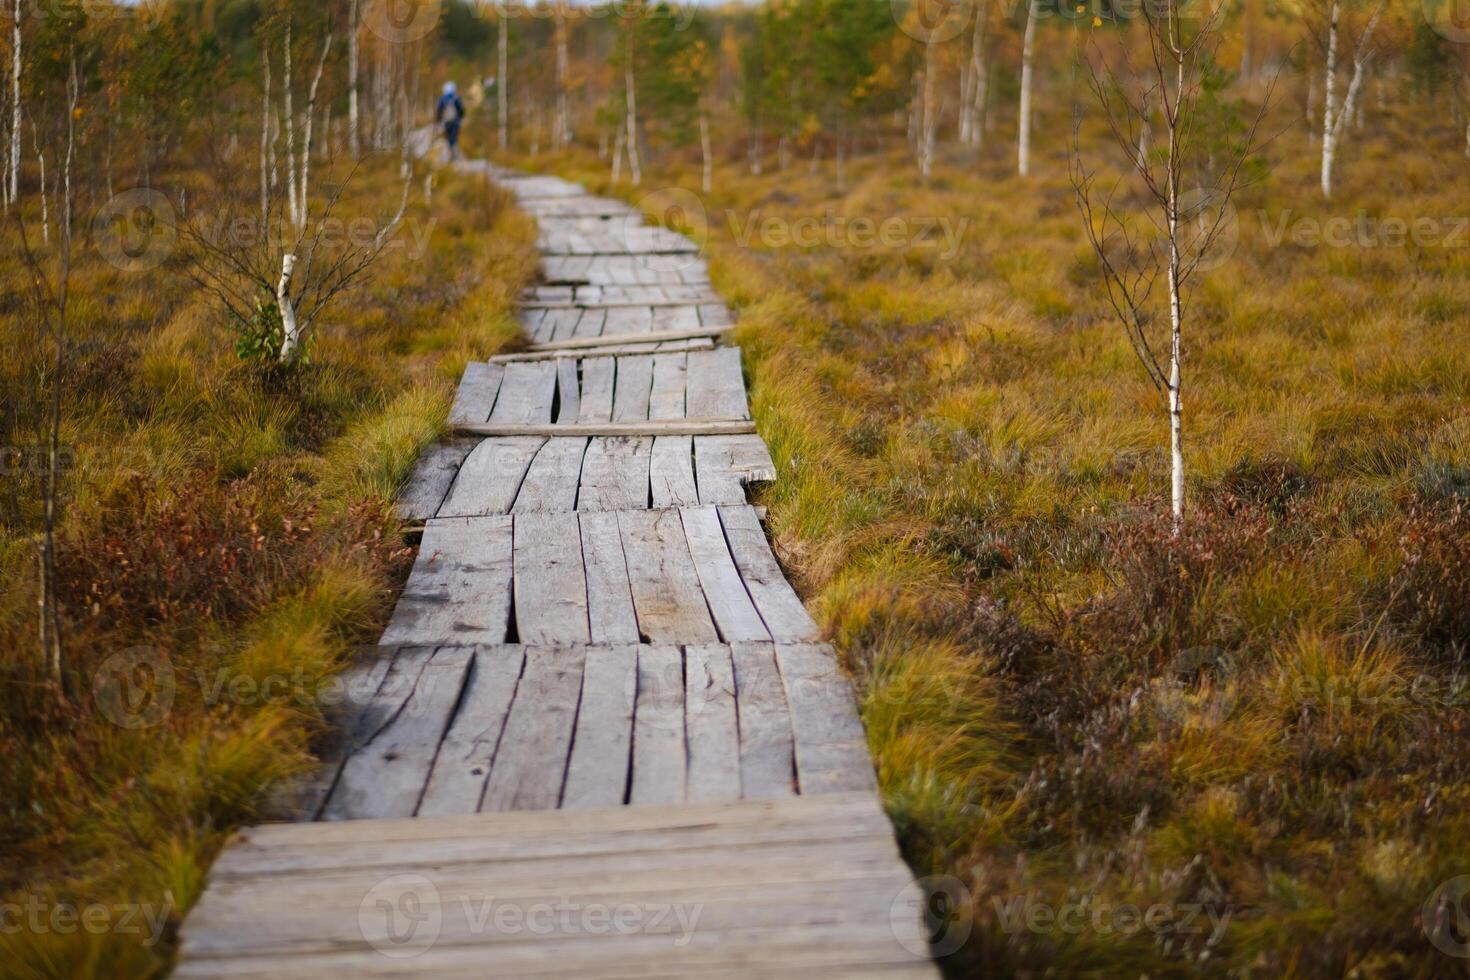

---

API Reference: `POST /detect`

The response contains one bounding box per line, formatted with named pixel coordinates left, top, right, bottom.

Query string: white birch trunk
left=919, top=34, right=938, bottom=178
left=348, top=0, right=360, bottom=160
left=37, top=147, right=47, bottom=243
left=554, top=4, right=570, bottom=149
left=9, top=0, right=20, bottom=208
left=277, top=253, right=300, bottom=362
left=624, top=54, right=641, bottom=186
left=699, top=111, right=712, bottom=194
left=261, top=45, right=272, bottom=222
left=498, top=17, right=508, bottom=149
left=1018, top=0, right=1037, bottom=177
left=611, top=126, right=624, bottom=183
left=284, top=21, right=298, bottom=228
left=1167, top=55, right=1185, bottom=528
left=967, top=4, right=989, bottom=150
left=1319, top=0, right=1339, bottom=198
left=296, top=34, right=332, bottom=234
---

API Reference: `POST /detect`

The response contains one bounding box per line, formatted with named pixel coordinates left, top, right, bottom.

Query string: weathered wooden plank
left=480, top=645, right=586, bottom=812
left=542, top=307, right=583, bottom=343
left=489, top=360, right=559, bottom=425
left=510, top=437, right=586, bottom=514
left=717, top=505, right=822, bottom=642
left=578, top=436, right=652, bottom=512
left=513, top=513, right=592, bottom=645
left=774, top=643, right=878, bottom=795
left=554, top=357, right=580, bottom=423
left=394, top=437, right=476, bottom=522
left=455, top=420, right=755, bottom=438
left=694, top=434, right=778, bottom=505
left=617, top=509, right=719, bottom=644
left=321, top=646, right=473, bottom=820
left=577, top=356, right=615, bottom=423
left=437, top=437, right=544, bottom=517
left=263, top=649, right=400, bottom=821
left=684, top=644, right=742, bottom=803
left=417, top=646, right=527, bottom=817
left=649, top=435, right=699, bottom=508
left=579, top=512, right=641, bottom=644
left=380, top=516, right=514, bottom=646
left=561, top=644, right=637, bottom=808
left=447, top=362, right=504, bottom=425
left=566, top=307, right=603, bottom=340
left=611, top=354, right=654, bottom=422
left=651, top=304, right=702, bottom=333
left=680, top=506, right=771, bottom=643
left=213, top=792, right=891, bottom=868
left=648, top=352, right=688, bottom=421
left=730, top=642, right=798, bottom=799
left=603, top=305, right=655, bottom=335
left=685, top=347, right=750, bottom=420
left=630, top=644, right=686, bottom=805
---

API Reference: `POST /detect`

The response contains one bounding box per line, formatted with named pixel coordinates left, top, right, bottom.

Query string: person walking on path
left=437, top=82, right=466, bottom=161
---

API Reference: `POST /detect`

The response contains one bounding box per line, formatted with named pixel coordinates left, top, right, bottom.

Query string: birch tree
left=9, top=0, right=20, bottom=209
left=1018, top=0, right=1038, bottom=176
left=348, top=0, right=360, bottom=159
left=1070, top=0, right=1272, bottom=527
left=553, top=1, right=571, bottom=149
left=1312, top=0, right=1384, bottom=198
left=498, top=10, right=508, bottom=149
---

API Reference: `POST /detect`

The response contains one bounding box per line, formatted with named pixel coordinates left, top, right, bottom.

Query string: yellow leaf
left=1093, top=15, right=1102, bottom=25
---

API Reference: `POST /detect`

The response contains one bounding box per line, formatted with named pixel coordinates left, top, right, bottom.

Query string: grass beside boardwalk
left=508, top=114, right=1470, bottom=976
left=0, top=156, right=538, bottom=977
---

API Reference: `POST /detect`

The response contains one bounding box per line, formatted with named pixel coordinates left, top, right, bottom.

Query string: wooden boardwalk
left=174, top=167, right=939, bottom=978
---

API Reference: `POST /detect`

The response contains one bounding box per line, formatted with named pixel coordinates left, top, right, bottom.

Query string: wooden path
left=174, top=166, right=939, bottom=977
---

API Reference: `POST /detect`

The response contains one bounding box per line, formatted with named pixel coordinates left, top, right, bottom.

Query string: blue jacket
left=436, top=93, right=464, bottom=124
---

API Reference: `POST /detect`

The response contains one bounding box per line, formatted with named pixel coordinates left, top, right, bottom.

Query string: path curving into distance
left=172, top=165, right=940, bottom=979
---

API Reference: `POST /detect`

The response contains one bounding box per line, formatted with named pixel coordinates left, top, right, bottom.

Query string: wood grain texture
left=630, top=644, right=686, bottom=805
left=561, top=644, right=637, bottom=808
left=480, top=645, right=586, bottom=812
left=417, top=646, right=526, bottom=817
left=380, top=517, right=514, bottom=647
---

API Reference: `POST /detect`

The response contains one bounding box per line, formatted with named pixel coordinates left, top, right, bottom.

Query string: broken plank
left=694, top=434, right=778, bottom=506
